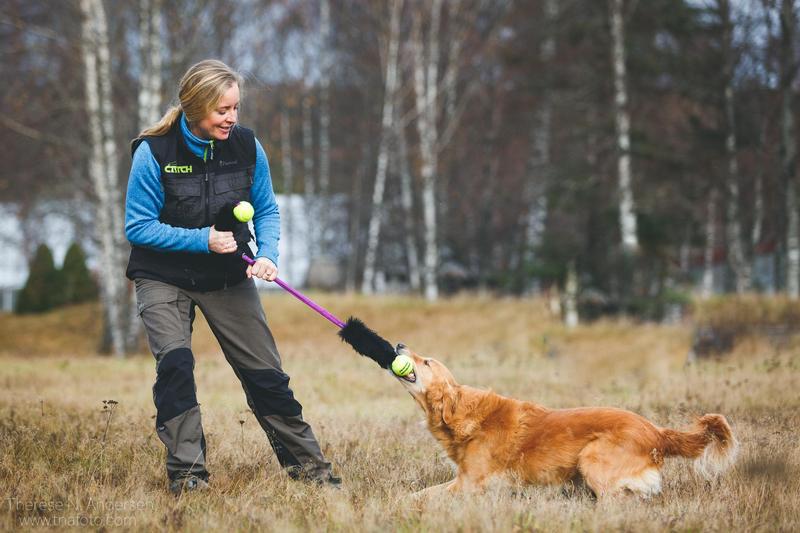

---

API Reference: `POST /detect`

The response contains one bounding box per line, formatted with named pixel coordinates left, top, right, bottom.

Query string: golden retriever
left=392, top=344, right=737, bottom=498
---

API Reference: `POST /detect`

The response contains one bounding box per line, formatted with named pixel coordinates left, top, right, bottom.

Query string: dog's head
left=392, top=344, right=462, bottom=425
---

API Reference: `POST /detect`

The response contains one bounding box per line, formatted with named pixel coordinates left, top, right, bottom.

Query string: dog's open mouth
left=396, top=370, right=417, bottom=383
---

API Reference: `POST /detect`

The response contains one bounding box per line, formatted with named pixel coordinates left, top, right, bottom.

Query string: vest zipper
left=204, top=141, right=214, bottom=225
left=204, top=168, right=210, bottom=226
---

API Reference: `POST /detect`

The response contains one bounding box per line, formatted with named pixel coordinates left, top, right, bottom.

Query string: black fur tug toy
left=214, top=202, right=397, bottom=369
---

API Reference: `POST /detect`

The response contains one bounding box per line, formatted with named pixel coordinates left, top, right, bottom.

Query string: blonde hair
left=138, top=59, right=243, bottom=138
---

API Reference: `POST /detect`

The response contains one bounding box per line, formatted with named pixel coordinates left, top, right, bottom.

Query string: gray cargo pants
left=135, top=277, right=332, bottom=483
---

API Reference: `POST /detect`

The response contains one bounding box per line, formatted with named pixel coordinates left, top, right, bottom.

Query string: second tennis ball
left=233, top=201, right=254, bottom=222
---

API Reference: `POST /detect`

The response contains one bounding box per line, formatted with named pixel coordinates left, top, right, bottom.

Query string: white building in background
left=0, top=201, right=96, bottom=312
left=0, top=195, right=345, bottom=312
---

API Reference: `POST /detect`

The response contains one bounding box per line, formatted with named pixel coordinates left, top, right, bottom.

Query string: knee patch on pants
left=238, top=368, right=303, bottom=417
left=154, top=347, right=198, bottom=426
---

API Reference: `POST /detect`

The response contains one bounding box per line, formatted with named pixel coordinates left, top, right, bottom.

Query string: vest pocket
left=163, top=176, right=204, bottom=227
left=210, top=169, right=253, bottom=225
left=212, top=169, right=253, bottom=194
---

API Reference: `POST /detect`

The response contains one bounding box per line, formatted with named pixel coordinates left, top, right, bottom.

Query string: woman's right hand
left=209, top=226, right=238, bottom=254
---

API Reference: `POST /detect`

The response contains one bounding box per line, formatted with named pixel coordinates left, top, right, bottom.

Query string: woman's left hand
left=247, top=258, right=278, bottom=281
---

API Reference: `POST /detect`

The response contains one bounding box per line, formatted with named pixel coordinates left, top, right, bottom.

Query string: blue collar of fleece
left=180, top=114, right=214, bottom=162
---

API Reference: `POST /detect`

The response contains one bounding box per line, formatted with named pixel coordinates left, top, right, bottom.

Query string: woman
left=125, top=59, right=338, bottom=494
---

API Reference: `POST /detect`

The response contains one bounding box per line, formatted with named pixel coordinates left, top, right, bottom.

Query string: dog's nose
left=396, top=343, right=406, bottom=352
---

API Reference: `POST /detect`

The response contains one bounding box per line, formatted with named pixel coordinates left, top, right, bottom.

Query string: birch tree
left=138, top=0, right=163, bottom=129
left=80, top=0, right=127, bottom=356
left=362, top=0, right=403, bottom=293
left=719, top=0, right=751, bottom=293
left=610, top=0, right=638, bottom=252
left=302, top=93, right=317, bottom=260
left=281, top=107, right=295, bottom=284
left=395, top=106, right=421, bottom=291
left=780, top=0, right=799, bottom=298
left=702, top=188, right=718, bottom=299
left=405, top=0, right=510, bottom=299
left=127, top=0, right=164, bottom=350
left=318, top=0, right=332, bottom=255
left=411, top=0, right=444, bottom=301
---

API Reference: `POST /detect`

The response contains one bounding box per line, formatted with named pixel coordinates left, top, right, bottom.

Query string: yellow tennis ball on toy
left=233, top=201, right=254, bottom=222
left=391, top=354, right=414, bottom=377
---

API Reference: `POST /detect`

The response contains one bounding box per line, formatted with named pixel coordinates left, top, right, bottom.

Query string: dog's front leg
left=411, top=473, right=483, bottom=505
left=412, top=479, right=456, bottom=502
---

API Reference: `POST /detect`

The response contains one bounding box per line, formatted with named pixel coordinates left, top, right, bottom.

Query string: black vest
left=126, top=119, right=256, bottom=291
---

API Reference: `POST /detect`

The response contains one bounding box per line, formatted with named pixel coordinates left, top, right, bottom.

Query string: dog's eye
left=424, top=359, right=431, bottom=366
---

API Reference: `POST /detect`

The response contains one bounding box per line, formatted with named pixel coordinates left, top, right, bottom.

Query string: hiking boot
left=169, top=475, right=209, bottom=495
left=318, top=473, right=342, bottom=490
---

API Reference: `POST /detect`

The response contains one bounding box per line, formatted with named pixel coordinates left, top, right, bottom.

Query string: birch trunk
left=395, top=107, right=421, bottom=291
left=610, top=0, right=638, bottom=252
left=720, top=0, right=751, bottom=293
left=80, top=0, right=126, bottom=356
left=128, top=0, right=163, bottom=350
left=362, top=0, right=402, bottom=294
left=702, top=188, right=718, bottom=299
left=302, top=94, right=317, bottom=261
left=788, top=181, right=800, bottom=297
left=752, top=164, right=763, bottom=252
left=281, top=109, right=295, bottom=284
left=138, top=0, right=163, bottom=128
left=781, top=0, right=799, bottom=298
left=318, top=0, right=331, bottom=254
left=564, top=261, right=579, bottom=328
left=345, top=140, right=369, bottom=292
left=412, top=2, right=443, bottom=301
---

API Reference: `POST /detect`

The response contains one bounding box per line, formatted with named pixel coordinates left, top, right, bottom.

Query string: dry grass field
left=0, top=293, right=798, bottom=531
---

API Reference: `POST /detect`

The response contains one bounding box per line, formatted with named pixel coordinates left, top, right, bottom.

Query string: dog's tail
left=660, top=414, right=738, bottom=477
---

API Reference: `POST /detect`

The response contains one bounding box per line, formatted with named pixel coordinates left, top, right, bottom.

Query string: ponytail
left=137, top=105, right=182, bottom=138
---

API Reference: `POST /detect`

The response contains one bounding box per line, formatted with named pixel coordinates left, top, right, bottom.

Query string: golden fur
left=394, top=346, right=737, bottom=498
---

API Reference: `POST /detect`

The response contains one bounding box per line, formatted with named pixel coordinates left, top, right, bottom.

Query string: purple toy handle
left=241, top=253, right=345, bottom=329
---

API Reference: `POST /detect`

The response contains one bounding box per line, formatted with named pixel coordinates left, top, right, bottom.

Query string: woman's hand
left=209, top=226, right=238, bottom=254
left=247, top=258, right=278, bottom=281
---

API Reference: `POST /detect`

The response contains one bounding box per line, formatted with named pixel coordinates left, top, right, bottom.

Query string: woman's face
left=192, top=83, right=240, bottom=141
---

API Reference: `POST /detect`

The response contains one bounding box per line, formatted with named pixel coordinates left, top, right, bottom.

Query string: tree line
left=1, top=0, right=799, bottom=354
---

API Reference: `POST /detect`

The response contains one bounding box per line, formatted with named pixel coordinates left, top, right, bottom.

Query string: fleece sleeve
left=250, top=139, right=280, bottom=266
left=124, top=141, right=211, bottom=253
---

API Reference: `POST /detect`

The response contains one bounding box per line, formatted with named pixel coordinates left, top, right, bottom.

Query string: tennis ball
left=391, top=354, right=414, bottom=377
left=233, top=201, right=254, bottom=222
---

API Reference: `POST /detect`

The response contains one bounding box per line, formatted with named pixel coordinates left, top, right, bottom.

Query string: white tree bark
left=302, top=94, right=317, bottom=260
left=403, top=0, right=506, bottom=299
left=702, top=188, right=718, bottom=299
left=80, top=0, right=127, bottom=356
left=395, top=108, right=421, bottom=291
left=319, top=0, right=331, bottom=197
left=564, top=261, right=579, bottom=328
left=128, top=0, right=163, bottom=351
left=281, top=109, right=295, bottom=284
left=318, top=0, right=332, bottom=254
left=610, top=0, right=638, bottom=252
left=362, top=0, right=402, bottom=294
left=412, top=3, right=443, bottom=301
left=138, top=0, right=163, bottom=129
left=752, top=164, right=763, bottom=252
left=788, top=181, right=800, bottom=297
left=720, top=0, right=751, bottom=293
left=782, top=0, right=799, bottom=298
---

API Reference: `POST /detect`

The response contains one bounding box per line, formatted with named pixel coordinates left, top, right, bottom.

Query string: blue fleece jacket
left=124, top=115, right=280, bottom=266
